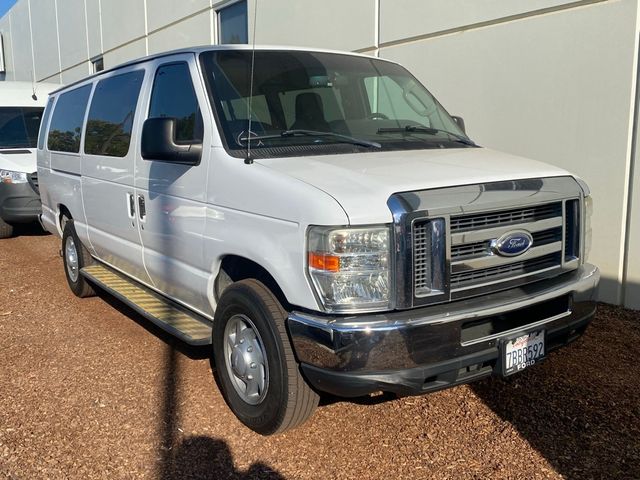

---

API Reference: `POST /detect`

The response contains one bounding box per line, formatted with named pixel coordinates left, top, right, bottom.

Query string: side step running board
left=81, top=264, right=212, bottom=346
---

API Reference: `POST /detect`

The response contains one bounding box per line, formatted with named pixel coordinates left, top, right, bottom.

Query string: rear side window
left=85, top=70, right=145, bottom=157
left=47, top=85, right=92, bottom=153
left=37, top=98, right=55, bottom=150
left=149, top=63, right=203, bottom=142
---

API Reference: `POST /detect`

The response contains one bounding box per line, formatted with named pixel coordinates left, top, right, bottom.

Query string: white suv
left=38, top=46, right=599, bottom=435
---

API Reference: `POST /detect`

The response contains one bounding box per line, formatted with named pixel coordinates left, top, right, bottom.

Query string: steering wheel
left=367, top=112, right=389, bottom=120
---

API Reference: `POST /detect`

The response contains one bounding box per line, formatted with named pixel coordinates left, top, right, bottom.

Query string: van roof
left=0, top=81, right=61, bottom=107
left=51, top=44, right=399, bottom=95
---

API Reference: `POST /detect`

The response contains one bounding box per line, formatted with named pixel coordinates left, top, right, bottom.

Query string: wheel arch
left=51, top=203, right=73, bottom=236
left=214, top=254, right=291, bottom=311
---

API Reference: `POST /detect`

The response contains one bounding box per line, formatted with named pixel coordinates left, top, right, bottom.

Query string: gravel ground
left=1, top=228, right=639, bottom=480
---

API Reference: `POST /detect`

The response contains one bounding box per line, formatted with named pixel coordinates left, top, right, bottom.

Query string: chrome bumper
left=288, top=264, right=599, bottom=396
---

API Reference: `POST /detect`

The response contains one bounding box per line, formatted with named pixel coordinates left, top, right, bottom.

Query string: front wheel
left=212, top=279, right=319, bottom=435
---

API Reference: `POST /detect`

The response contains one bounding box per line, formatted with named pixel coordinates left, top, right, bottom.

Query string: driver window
left=149, top=62, right=203, bottom=143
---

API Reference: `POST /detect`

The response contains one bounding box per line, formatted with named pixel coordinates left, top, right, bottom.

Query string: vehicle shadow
left=94, top=288, right=210, bottom=360
left=11, top=223, right=49, bottom=237
left=165, top=435, right=286, bottom=480
left=153, top=327, right=285, bottom=479
left=470, top=306, right=640, bottom=479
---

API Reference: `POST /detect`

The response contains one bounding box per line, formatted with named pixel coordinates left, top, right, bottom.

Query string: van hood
left=0, top=148, right=36, bottom=173
left=255, top=147, right=572, bottom=224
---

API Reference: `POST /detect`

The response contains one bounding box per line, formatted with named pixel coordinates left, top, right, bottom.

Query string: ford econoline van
left=38, top=46, right=599, bottom=435
left=0, top=82, right=59, bottom=237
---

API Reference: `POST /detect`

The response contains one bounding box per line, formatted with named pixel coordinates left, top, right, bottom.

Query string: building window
left=92, top=57, right=104, bottom=74
left=218, top=1, right=248, bottom=44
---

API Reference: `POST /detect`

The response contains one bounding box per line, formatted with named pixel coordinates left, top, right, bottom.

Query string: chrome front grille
left=389, top=177, right=584, bottom=309
left=449, top=253, right=561, bottom=288
left=448, top=200, right=567, bottom=294
left=411, top=198, right=579, bottom=301
left=450, top=202, right=562, bottom=232
left=450, top=226, right=563, bottom=260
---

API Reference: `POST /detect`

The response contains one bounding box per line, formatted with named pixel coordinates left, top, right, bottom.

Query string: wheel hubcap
left=65, top=237, right=79, bottom=282
left=223, top=314, right=268, bottom=405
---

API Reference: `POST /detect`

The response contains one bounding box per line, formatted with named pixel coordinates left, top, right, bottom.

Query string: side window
left=38, top=98, right=55, bottom=150
left=85, top=70, right=145, bottom=157
left=149, top=63, right=203, bottom=143
left=47, top=85, right=92, bottom=153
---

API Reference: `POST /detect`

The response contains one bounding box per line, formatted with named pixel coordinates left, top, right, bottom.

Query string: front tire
left=212, top=279, right=319, bottom=435
left=0, top=218, right=14, bottom=239
left=62, top=220, right=96, bottom=298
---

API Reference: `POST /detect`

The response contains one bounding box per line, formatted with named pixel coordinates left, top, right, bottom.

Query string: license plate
left=502, top=330, right=545, bottom=376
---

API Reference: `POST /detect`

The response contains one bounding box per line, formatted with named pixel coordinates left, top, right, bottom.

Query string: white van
left=0, top=81, right=59, bottom=237
left=38, top=46, right=599, bottom=435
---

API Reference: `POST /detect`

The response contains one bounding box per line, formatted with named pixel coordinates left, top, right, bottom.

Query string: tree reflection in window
left=47, top=85, right=92, bottom=153
left=149, top=62, right=203, bottom=144
left=85, top=70, right=145, bottom=157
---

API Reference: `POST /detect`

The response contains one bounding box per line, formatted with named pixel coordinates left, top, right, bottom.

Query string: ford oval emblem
left=492, top=230, right=533, bottom=257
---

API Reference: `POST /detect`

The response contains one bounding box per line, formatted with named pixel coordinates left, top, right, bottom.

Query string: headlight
left=584, top=195, right=592, bottom=262
left=0, top=170, right=28, bottom=184
left=307, top=225, right=391, bottom=312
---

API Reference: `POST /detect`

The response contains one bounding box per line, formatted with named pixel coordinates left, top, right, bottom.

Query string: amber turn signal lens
left=308, top=252, right=340, bottom=272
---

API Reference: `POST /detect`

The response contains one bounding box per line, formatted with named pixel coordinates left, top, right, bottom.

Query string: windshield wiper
left=377, top=125, right=477, bottom=146
left=240, top=129, right=381, bottom=149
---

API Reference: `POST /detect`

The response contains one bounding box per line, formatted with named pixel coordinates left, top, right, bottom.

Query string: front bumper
left=288, top=264, right=599, bottom=397
left=0, top=181, right=41, bottom=223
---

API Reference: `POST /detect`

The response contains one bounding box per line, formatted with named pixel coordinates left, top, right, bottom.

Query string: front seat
left=290, top=92, right=330, bottom=131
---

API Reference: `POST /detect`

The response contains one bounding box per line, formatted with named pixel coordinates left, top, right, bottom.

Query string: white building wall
left=6, top=0, right=34, bottom=82
left=85, top=0, right=103, bottom=59
left=0, top=14, right=15, bottom=81
left=60, top=61, right=91, bottom=84
left=0, top=0, right=639, bottom=308
left=99, top=0, right=146, bottom=53
left=251, top=0, right=377, bottom=52
left=29, top=0, right=60, bottom=81
left=146, top=0, right=211, bottom=33
left=147, top=10, right=213, bottom=55
left=379, top=0, right=587, bottom=43
left=57, top=0, right=90, bottom=71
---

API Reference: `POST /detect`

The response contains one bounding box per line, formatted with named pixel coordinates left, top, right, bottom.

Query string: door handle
left=137, top=194, right=146, bottom=221
left=127, top=192, right=135, bottom=218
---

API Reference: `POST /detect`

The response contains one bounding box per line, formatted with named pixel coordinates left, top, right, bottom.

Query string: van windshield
left=199, top=50, right=474, bottom=158
left=0, top=107, right=44, bottom=149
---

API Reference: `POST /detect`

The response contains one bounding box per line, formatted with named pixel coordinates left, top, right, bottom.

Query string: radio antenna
left=31, top=70, right=37, bottom=101
left=245, top=0, right=259, bottom=165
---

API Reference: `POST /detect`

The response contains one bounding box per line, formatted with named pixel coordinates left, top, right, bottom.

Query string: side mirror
left=141, top=117, right=202, bottom=165
left=452, top=116, right=466, bottom=134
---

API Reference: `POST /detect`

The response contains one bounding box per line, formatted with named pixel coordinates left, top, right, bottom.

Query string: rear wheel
left=62, top=220, right=96, bottom=298
left=0, top=218, right=14, bottom=239
left=212, top=279, right=319, bottom=435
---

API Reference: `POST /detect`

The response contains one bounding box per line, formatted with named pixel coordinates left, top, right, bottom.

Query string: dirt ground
left=1, top=227, right=639, bottom=480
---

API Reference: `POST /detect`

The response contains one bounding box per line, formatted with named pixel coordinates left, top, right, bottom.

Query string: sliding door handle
left=127, top=192, right=135, bottom=218
left=137, top=194, right=146, bottom=220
